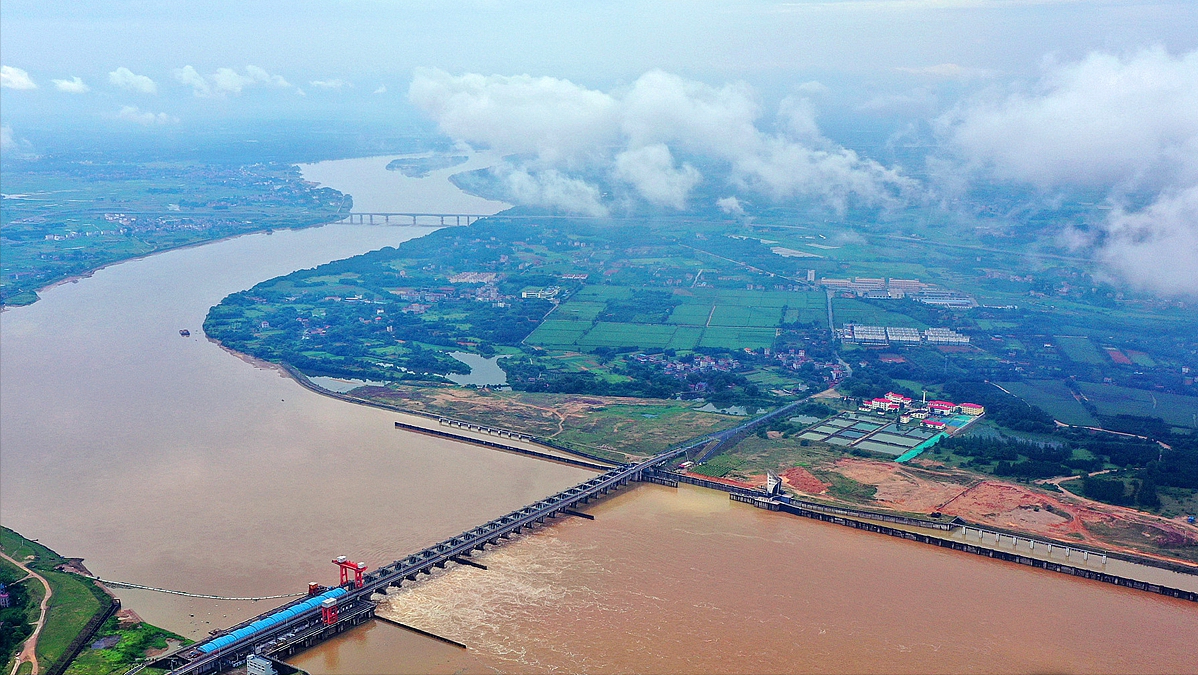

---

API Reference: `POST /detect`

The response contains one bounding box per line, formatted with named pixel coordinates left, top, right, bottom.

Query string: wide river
left=2, top=155, right=1196, bottom=674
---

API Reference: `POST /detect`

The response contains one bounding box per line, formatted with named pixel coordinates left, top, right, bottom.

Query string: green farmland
left=833, top=298, right=926, bottom=328
left=1076, top=382, right=1198, bottom=428
left=528, top=288, right=819, bottom=352
left=1055, top=335, right=1106, bottom=364
left=999, top=380, right=1099, bottom=426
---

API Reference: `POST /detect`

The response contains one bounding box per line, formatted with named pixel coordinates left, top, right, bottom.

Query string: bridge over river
left=149, top=396, right=1197, bottom=674
left=150, top=401, right=805, bottom=675
left=338, top=212, right=489, bottom=226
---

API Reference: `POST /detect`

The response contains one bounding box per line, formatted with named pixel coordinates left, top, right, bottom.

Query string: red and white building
left=928, top=400, right=957, bottom=415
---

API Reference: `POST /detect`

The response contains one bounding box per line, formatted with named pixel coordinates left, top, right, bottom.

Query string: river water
left=0, top=222, right=591, bottom=638
left=3, top=155, right=1196, bottom=673
left=293, top=483, right=1198, bottom=675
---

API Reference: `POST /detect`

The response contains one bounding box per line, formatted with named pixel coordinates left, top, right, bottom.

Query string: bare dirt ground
left=115, top=608, right=144, bottom=628
left=833, top=459, right=965, bottom=512
left=780, top=466, right=830, bottom=494
left=813, top=457, right=1198, bottom=566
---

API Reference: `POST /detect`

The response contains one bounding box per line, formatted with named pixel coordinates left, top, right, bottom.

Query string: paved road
left=2, top=551, right=52, bottom=675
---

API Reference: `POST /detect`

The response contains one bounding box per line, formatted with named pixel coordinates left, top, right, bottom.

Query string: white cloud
left=373, top=84, right=387, bottom=94
left=614, top=144, right=701, bottom=209
left=409, top=69, right=621, bottom=167
left=173, top=66, right=210, bottom=96
left=109, top=67, right=157, bottom=94
left=717, top=196, right=745, bottom=215
left=1, top=125, right=13, bottom=149
left=1099, top=186, right=1198, bottom=296
left=1, top=66, right=37, bottom=90
left=117, top=106, right=178, bottom=125
left=503, top=168, right=608, bottom=217
left=310, top=79, right=349, bottom=89
left=943, top=47, right=1198, bottom=188
left=943, top=47, right=1198, bottom=296
left=246, top=66, right=290, bottom=88
left=174, top=65, right=290, bottom=97
left=410, top=68, right=911, bottom=214
left=52, top=76, right=90, bottom=94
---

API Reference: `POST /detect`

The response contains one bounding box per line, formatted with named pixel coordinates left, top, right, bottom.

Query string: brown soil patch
left=781, top=467, right=829, bottom=494
left=933, top=481, right=1088, bottom=539
left=115, top=608, right=144, bottom=628
left=832, top=458, right=962, bottom=512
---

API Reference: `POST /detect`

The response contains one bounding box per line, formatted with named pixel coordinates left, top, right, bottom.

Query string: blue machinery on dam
left=151, top=401, right=1198, bottom=674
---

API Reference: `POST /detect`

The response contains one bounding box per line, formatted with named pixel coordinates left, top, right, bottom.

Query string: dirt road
left=2, top=550, right=52, bottom=675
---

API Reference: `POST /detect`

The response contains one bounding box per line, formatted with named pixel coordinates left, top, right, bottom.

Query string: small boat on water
left=179, top=329, right=191, bottom=337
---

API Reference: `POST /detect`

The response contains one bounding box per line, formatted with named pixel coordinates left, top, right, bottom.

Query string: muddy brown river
left=3, top=157, right=1196, bottom=674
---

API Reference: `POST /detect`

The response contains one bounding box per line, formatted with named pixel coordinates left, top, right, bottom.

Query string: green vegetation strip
left=1, top=528, right=115, bottom=675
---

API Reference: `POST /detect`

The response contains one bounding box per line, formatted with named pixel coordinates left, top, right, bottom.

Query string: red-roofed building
left=928, top=400, right=957, bottom=414
left=884, top=392, right=913, bottom=406
left=869, top=397, right=900, bottom=411
left=959, top=402, right=985, bottom=416
left=922, top=419, right=947, bottom=430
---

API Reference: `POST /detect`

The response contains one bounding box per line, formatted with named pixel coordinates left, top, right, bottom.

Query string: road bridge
left=339, top=212, right=489, bottom=226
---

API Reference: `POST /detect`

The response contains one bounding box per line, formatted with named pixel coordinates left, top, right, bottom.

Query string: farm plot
left=999, top=380, right=1098, bottom=426
left=552, top=301, right=605, bottom=321
left=667, top=304, right=714, bottom=325
left=1054, top=335, right=1105, bottom=364
left=525, top=320, right=591, bottom=348
left=699, top=326, right=776, bottom=350
left=577, top=322, right=680, bottom=349
left=832, top=298, right=926, bottom=328
left=572, top=285, right=633, bottom=301
left=1076, top=382, right=1198, bottom=428
left=708, top=305, right=781, bottom=328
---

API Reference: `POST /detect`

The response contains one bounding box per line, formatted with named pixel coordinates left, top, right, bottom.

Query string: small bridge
left=338, top=212, right=490, bottom=226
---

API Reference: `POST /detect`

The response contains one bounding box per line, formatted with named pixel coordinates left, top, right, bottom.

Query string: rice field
left=1076, top=382, right=1198, bottom=428
left=526, top=285, right=825, bottom=352
left=832, top=298, right=927, bottom=328
left=998, top=380, right=1099, bottom=426
left=1054, top=335, right=1105, bottom=364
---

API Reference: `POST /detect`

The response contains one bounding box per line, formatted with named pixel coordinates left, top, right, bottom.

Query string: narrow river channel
left=2, top=155, right=1196, bottom=674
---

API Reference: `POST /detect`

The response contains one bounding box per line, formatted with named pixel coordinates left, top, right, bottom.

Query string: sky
left=2, top=0, right=1198, bottom=295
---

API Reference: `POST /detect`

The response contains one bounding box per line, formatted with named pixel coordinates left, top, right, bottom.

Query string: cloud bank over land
left=942, top=47, right=1198, bottom=296
left=409, top=69, right=913, bottom=214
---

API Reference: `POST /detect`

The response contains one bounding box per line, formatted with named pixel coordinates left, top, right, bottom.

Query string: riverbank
left=0, top=222, right=593, bottom=640
left=0, top=528, right=151, bottom=675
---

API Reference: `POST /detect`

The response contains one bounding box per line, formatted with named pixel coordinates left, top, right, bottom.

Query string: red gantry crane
left=332, top=555, right=368, bottom=588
